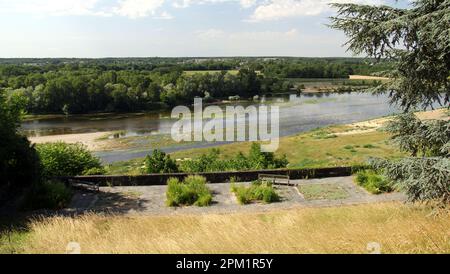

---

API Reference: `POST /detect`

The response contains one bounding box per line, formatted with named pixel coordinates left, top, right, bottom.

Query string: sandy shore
left=336, top=108, right=448, bottom=136
left=349, top=75, right=390, bottom=80
left=29, top=131, right=112, bottom=151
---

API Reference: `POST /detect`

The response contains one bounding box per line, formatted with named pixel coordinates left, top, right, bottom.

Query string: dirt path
left=68, top=176, right=406, bottom=216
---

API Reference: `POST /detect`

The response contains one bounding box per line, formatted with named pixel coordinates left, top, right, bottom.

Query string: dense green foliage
left=36, top=142, right=104, bottom=177
left=231, top=180, right=280, bottom=204
left=371, top=157, right=449, bottom=202
left=0, top=89, right=40, bottom=203
left=355, top=169, right=393, bottom=194
left=0, top=57, right=390, bottom=114
left=0, top=64, right=278, bottom=113
left=21, top=181, right=72, bottom=210
left=261, top=59, right=391, bottom=79
left=179, top=143, right=288, bottom=173
left=144, top=149, right=178, bottom=174
left=166, top=175, right=212, bottom=207
left=331, top=1, right=449, bottom=109
left=331, top=0, right=450, bottom=204
left=385, top=113, right=449, bottom=157
left=370, top=113, right=449, bottom=202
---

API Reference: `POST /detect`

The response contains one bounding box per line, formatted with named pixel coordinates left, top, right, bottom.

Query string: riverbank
left=28, top=131, right=115, bottom=151
left=104, top=108, right=447, bottom=175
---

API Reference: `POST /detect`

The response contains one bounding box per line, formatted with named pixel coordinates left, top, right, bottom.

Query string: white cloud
left=239, top=0, right=257, bottom=8
left=0, top=0, right=169, bottom=19
left=248, top=0, right=385, bottom=22
left=0, top=0, right=106, bottom=16
left=0, top=0, right=385, bottom=20
left=172, top=0, right=258, bottom=9
left=113, top=0, right=165, bottom=18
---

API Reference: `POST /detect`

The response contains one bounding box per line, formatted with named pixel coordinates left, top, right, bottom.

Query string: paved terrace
left=69, top=176, right=406, bottom=216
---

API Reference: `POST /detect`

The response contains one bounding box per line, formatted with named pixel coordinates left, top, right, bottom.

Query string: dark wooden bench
left=258, top=174, right=291, bottom=186
left=68, top=179, right=100, bottom=192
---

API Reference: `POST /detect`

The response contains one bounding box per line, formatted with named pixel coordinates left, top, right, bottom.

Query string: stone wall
left=61, top=166, right=359, bottom=186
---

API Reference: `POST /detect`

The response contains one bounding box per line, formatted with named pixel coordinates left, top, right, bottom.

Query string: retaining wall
left=61, top=166, right=359, bottom=187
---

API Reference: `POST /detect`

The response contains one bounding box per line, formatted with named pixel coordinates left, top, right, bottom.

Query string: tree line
left=2, top=67, right=288, bottom=114
left=0, top=57, right=390, bottom=114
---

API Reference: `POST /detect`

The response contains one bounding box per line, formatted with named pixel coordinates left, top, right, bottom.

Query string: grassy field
left=2, top=202, right=449, bottom=254
left=170, top=127, right=404, bottom=168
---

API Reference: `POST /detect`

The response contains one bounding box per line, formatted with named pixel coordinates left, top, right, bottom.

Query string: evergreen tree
left=330, top=0, right=449, bottom=203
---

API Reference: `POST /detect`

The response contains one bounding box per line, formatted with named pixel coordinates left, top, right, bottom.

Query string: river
left=21, top=92, right=402, bottom=163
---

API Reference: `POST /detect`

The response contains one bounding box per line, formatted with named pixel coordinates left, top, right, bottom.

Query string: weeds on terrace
left=231, top=180, right=280, bottom=205
left=355, top=169, right=393, bottom=194
left=166, top=175, right=212, bottom=207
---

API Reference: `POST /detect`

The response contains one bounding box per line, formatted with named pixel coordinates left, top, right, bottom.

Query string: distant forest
left=0, top=57, right=391, bottom=114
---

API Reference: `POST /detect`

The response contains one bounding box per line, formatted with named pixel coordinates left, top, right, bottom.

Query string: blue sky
left=0, top=0, right=409, bottom=58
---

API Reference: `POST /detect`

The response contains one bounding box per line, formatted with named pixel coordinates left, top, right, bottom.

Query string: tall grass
left=166, top=175, right=212, bottom=207
left=18, top=202, right=450, bottom=254
left=355, top=170, right=393, bottom=194
left=231, top=180, right=280, bottom=204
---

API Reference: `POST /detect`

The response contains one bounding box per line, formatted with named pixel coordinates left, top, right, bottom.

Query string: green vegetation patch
left=355, top=170, right=393, bottom=194
left=310, top=128, right=338, bottom=139
left=21, top=181, right=73, bottom=210
left=231, top=180, right=281, bottom=205
left=297, top=183, right=350, bottom=200
left=166, top=175, right=212, bottom=207
left=37, top=142, right=105, bottom=177
left=179, top=143, right=288, bottom=173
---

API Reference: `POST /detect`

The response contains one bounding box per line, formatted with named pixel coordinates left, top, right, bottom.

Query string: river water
left=21, top=92, right=402, bottom=163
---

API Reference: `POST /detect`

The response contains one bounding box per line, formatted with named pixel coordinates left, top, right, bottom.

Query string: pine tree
left=330, top=0, right=450, bottom=203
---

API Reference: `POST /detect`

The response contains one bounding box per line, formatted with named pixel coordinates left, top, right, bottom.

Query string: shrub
left=36, top=142, right=104, bottom=177
left=231, top=180, right=280, bottom=204
left=355, top=169, right=393, bottom=194
left=363, top=144, right=377, bottom=149
left=144, top=149, right=178, bottom=174
left=0, top=90, right=41, bottom=203
left=21, top=181, right=72, bottom=210
left=166, top=175, right=212, bottom=207
left=179, top=149, right=225, bottom=173
left=179, top=144, right=289, bottom=173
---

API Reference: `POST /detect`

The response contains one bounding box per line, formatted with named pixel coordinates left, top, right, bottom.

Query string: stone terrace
left=69, top=176, right=406, bottom=216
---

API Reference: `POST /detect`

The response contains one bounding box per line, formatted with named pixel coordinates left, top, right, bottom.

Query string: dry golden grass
left=22, top=202, right=450, bottom=254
